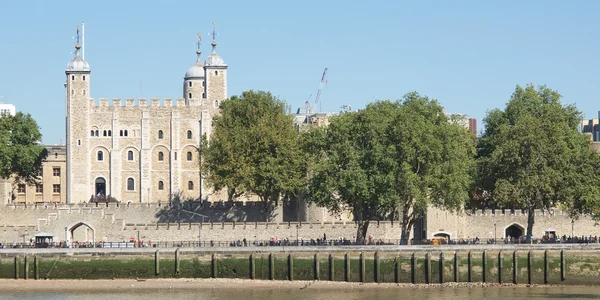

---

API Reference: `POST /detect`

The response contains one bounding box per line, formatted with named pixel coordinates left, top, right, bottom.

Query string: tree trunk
left=400, top=208, right=414, bottom=245
left=526, top=206, right=535, bottom=243
left=356, top=220, right=370, bottom=244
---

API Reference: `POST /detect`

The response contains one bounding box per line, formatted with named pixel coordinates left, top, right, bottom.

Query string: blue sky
left=1, top=0, right=599, bottom=144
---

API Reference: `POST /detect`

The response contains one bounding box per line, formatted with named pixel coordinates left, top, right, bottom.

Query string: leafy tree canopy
left=0, top=112, right=47, bottom=184
left=476, top=84, right=600, bottom=240
left=200, top=90, right=304, bottom=220
left=306, top=94, right=475, bottom=243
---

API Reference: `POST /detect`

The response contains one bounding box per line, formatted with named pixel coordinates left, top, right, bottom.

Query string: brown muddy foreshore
left=0, top=278, right=564, bottom=292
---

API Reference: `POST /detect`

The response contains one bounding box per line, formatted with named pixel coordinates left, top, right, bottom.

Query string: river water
left=3, top=286, right=600, bottom=300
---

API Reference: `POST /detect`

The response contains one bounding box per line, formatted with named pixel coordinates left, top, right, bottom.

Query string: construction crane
left=314, top=68, right=328, bottom=113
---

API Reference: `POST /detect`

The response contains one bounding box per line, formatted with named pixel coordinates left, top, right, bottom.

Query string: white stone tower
left=204, top=22, right=228, bottom=108
left=65, top=26, right=91, bottom=204
left=183, top=34, right=206, bottom=104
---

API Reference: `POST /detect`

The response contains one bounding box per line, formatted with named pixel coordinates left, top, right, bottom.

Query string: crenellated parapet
left=88, top=97, right=209, bottom=115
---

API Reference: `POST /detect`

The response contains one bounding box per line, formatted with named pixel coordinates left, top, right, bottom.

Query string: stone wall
left=426, top=206, right=599, bottom=240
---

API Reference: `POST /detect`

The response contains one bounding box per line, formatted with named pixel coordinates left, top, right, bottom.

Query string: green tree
left=389, top=93, right=475, bottom=244
left=306, top=95, right=474, bottom=244
left=200, top=90, right=304, bottom=221
left=0, top=112, right=47, bottom=184
left=476, top=84, right=600, bottom=241
left=306, top=101, right=401, bottom=243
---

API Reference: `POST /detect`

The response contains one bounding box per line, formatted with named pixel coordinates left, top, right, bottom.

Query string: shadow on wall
left=154, top=193, right=277, bottom=223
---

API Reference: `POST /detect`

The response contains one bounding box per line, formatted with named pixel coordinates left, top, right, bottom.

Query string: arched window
left=214, top=100, right=219, bottom=108
left=188, top=181, right=194, bottom=190
left=119, top=130, right=123, bottom=136
left=108, top=130, right=112, bottom=136
left=187, top=151, right=193, bottom=161
left=127, top=178, right=135, bottom=191
left=158, top=130, right=163, bottom=139
left=158, top=181, right=164, bottom=190
left=158, top=151, right=164, bottom=161
left=127, top=150, right=134, bottom=161
left=214, top=70, right=218, bottom=76
left=90, top=130, right=94, bottom=137
left=95, top=130, right=99, bottom=136
left=83, top=89, right=86, bottom=95
left=97, top=150, right=104, bottom=161
left=202, top=92, right=205, bottom=98
left=124, top=130, right=128, bottom=137
left=71, top=75, right=75, bottom=80
left=83, top=75, right=86, bottom=81
left=103, top=130, right=107, bottom=137
left=188, top=93, right=192, bottom=99
left=187, top=130, right=192, bottom=139
left=188, top=81, right=192, bottom=87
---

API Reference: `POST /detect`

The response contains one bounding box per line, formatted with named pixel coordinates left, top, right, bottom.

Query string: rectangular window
left=53, top=167, right=61, bottom=176
left=17, top=184, right=26, bottom=194
left=36, top=184, right=43, bottom=193
left=53, top=184, right=61, bottom=194
left=36, top=169, right=43, bottom=177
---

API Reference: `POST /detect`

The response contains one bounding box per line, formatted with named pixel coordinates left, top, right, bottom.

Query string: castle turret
left=65, top=26, right=91, bottom=204
left=204, top=23, right=228, bottom=109
left=183, top=34, right=206, bottom=104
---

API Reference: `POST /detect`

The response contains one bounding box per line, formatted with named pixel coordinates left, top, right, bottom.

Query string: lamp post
left=494, top=222, right=497, bottom=244
left=572, top=219, right=575, bottom=240
left=296, top=224, right=299, bottom=246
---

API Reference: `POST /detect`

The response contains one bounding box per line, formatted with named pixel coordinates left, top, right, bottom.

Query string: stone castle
left=65, top=27, right=225, bottom=205
left=0, top=25, right=598, bottom=245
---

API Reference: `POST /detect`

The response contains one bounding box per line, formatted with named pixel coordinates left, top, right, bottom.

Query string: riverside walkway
left=1, top=243, right=600, bottom=257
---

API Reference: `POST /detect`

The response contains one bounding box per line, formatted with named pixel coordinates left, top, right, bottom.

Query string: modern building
left=0, top=102, right=15, bottom=116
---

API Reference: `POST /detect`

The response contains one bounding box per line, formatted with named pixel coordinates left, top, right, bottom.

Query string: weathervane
left=196, top=33, right=202, bottom=51
left=75, top=25, right=81, bottom=46
left=208, top=21, right=218, bottom=42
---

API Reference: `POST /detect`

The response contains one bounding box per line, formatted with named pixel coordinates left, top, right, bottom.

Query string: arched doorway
left=95, top=177, right=106, bottom=197
left=432, top=232, right=451, bottom=245
left=505, top=223, right=524, bottom=239
left=69, top=222, right=95, bottom=244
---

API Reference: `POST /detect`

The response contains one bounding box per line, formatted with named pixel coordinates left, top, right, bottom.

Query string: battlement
left=122, top=220, right=398, bottom=231
left=467, top=208, right=568, bottom=217
left=90, top=97, right=202, bottom=109
left=2, top=201, right=274, bottom=212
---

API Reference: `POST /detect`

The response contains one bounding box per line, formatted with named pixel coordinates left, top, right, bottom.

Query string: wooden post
left=498, top=251, right=502, bottom=284
left=344, top=253, right=350, bottom=282
left=467, top=251, right=472, bottom=282
left=314, top=253, right=320, bottom=281
left=288, top=254, right=293, bottom=281
left=560, top=250, right=565, bottom=281
left=34, top=256, right=39, bottom=280
left=453, top=251, right=458, bottom=282
left=411, top=252, right=416, bottom=284
left=394, top=259, right=399, bottom=284
left=155, top=250, right=160, bottom=276
left=374, top=252, right=380, bottom=283
left=544, top=249, right=548, bottom=284
left=328, top=254, right=334, bottom=281
left=269, top=253, right=274, bottom=280
left=359, top=252, right=365, bottom=283
left=527, top=251, right=532, bottom=285
left=175, top=248, right=180, bottom=275
left=482, top=250, right=486, bottom=283
left=513, top=251, right=518, bottom=284
left=23, top=256, right=28, bottom=280
left=425, top=252, right=431, bottom=284
left=249, top=253, right=255, bottom=280
left=14, top=257, right=18, bottom=279
left=211, top=253, right=217, bottom=278
left=439, top=252, right=444, bottom=284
